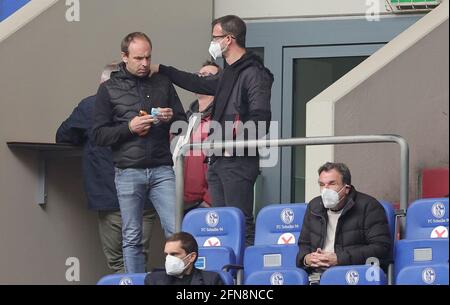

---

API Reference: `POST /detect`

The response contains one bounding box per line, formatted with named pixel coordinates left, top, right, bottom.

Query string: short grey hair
left=100, top=62, right=119, bottom=83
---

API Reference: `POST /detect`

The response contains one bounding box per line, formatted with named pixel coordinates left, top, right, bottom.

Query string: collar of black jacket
left=112, top=62, right=151, bottom=80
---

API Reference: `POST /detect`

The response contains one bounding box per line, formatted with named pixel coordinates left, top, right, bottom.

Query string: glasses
left=196, top=72, right=213, bottom=77
left=211, top=34, right=235, bottom=41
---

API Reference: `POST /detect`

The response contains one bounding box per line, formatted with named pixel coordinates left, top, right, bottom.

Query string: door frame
left=245, top=15, right=422, bottom=207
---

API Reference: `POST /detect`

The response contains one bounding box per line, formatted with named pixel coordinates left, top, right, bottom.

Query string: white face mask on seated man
left=165, top=253, right=194, bottom=276
left=321, top=185, right=348, bottom=210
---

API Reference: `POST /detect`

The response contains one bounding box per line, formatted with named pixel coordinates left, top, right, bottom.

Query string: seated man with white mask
left=145, top=232, right=223, bottom=285
left=296, top=162, right=392, bottom=283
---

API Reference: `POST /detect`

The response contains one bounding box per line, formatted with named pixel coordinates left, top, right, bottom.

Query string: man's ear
left=190, top=252, right=197, bottom=263
left=345, top=185, right=351, bottom=195
left=121, top=52, right=128, bottom=63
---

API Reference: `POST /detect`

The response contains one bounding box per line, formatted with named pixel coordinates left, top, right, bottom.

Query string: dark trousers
left=206, top=156, right=260, bottom=247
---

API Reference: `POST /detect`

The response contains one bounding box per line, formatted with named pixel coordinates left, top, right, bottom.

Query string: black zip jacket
left=159, top=52, right=273, bottom=144
left=93, top=63, right=186, bottom=168
left=297, top=186, right=392, bottom=271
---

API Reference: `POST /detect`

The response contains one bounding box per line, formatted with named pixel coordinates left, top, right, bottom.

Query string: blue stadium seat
left=396, top=263, right=449, bottom=285
left=405, top=198, right=449, bottom=239
left=320, top=265, right=387, bottom=285
left=182, top=207, right=245, bottom=265
left=254, top=203, right=307, bottom=246
left=379, top=200, right=396, bottom=245
left=394, top=238, right=449, bottom=283
left=97, top=273, right=147, bottom=285
left=245, top=269, right=308, bottom=285
left=243, top=244, right=307, bottom=285
left=195, top=247, right=235, bottom=285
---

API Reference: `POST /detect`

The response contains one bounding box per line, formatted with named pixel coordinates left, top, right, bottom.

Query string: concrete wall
left=0, top=0, right=212, bottom=284
left=334, top=18, right=449, bottom=204
left=214, top=0, right=389, bottom=19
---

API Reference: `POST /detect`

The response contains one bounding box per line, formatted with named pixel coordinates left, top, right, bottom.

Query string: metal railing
left=174, top=134, right=409, bottom=233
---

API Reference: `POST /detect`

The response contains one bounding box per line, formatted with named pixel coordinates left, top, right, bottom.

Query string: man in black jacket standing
left=151, top=15, right=274, bottom=246
left=93, top=32, right=186, bottom=273
left=297, top=162, right=392, bottom=282
left=56, top=63, right=157, bottom=273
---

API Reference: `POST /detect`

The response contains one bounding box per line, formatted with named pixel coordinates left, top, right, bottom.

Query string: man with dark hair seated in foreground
left=145, top=232, right=223, bottom=285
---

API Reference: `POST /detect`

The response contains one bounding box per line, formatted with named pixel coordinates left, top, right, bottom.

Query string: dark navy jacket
left=145, top=268, right=223, bottom=285
left=56, top=95, right=120, bottom=211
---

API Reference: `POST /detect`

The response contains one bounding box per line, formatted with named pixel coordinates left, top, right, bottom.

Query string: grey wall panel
left=0, top=0, right=212, bottom=284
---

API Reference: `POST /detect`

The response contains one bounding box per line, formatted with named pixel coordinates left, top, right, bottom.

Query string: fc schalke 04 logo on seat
left=119, top=277, right=133, bottom=285
left=431, top=202, right=446, bottom=219
left=270, top=272, right=284, bottom=285
left=345, top=270, right=359, bottom=285
left=206, top=211, right=219, bottom=227
left=422, top=267, right=436, bottom=284
left=280, top=208, right=295, bottom=225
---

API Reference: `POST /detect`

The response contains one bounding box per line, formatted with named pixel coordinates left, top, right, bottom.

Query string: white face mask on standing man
left=208, top=36, right=228, bottom=60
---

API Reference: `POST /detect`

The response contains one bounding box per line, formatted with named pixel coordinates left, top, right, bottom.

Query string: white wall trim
left=0, top=0, right=59, bottom=43
left=304, top=0, right=449, bottom=201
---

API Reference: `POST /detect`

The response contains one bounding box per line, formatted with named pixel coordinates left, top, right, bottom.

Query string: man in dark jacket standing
left=56, top=63, right=157, bottom=273
left=151, top=15, right=274, bottom=246
left=145, top=232, right=223, bottom=285
left=297, top=162, right=391, bottom=281
left=93, top=33, right=186, bottom=273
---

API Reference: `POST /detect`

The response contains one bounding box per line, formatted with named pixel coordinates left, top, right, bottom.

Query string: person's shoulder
left=199, top=269, right=223, bottom=284
left=242, top=62, right=274, bottom=84
left=145, top=270, right=168, bottom=284
left=307, top=196, right=323, bottom=210
left=149, top=72, right=172, bottom=86
left=78, top=95, right=97, bottom=106
left=354, top=189, right=381, bottom=207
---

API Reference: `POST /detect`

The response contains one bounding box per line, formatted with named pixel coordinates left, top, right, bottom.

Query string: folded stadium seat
left=182, top=207, right=245, bottom=266
left=420, top=167, right=449, bottom=199
left=379, top=200, right=397, bottom=284
left=379, top=201, right=396, bottom=245
left=394, top=239, right=449, bottom=284
left=195, top=247, right=235, bottom=285
left=320, top=265, right=387, bottom=285
left=254, top=203, right=307, bottom=246
left=396, top=263, right=449, bottom=285
left=404, top=198, right=449, bottom=239
left=97, top=273, right=147, bottom=285
left=245, top=269, right=309, bottom=285
left=242, top=244, right=308, bottom=285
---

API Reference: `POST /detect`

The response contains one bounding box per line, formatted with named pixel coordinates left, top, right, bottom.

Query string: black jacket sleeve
left=246, top=67, right=273, bottom=135
left=335, top=200, right=392, bottom=266
left=159, top=65, right=219, bottom=96
left=92, top=84, right=134, bottom=147
left=297, top=205, right=314, bottom=269
left=55, top=100, right=90, bottom=145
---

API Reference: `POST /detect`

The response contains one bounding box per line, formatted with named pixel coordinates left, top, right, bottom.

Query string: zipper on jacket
left=136, top=78, right=151, bottom=165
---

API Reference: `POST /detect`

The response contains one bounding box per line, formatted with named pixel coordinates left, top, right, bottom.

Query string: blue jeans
left=115, top=166, right=176, bottom=273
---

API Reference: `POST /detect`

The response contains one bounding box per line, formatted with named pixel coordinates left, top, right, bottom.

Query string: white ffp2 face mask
left=321, top=186, right=347, bottom=209
left=208, top=38, right=228, bottom=60
left=208, top=41, right=222, bottom=60
left=165, top=254, right=191, bottom=276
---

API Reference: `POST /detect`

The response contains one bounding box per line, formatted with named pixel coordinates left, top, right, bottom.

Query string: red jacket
left=183, top=101, right=212, bottom=205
